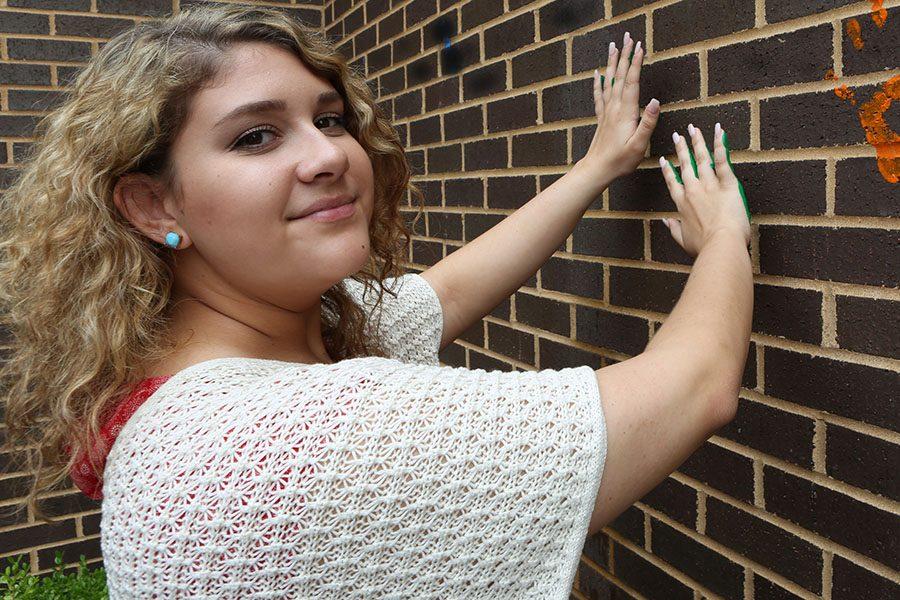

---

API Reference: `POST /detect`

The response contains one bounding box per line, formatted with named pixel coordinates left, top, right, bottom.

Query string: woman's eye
left=316, top=114, right=346, bottom=129
left=233, top=126, right=277, bottom=150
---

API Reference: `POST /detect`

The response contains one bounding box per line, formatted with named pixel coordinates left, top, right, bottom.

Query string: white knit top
left=100, top=273, right=608, bottom=599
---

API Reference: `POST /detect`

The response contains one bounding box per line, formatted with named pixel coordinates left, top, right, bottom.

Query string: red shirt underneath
left=69, top=375, right=173, bottom=500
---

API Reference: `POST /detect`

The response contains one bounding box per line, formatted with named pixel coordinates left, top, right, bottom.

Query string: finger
left=622, top=40, right=644, bottom=116
left=602, top=42, right=617, bottom=103
left=626, top=98, right=660, bottom=153
left=593, top=69, right=605, bottom=117
left=612, top=31, right=634, bottom=99
left=712, top=122, right=733, bottom=185
left=658, top=155, right=685, bottom=208
left=672, top=131, right=699, bottom=186
left=664, top=218, right=685, bottom=248
left=687, top=124, right=716, bottom=182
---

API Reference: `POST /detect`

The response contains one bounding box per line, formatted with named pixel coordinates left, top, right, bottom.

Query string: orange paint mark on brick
left=871, top=0, right=887, bottom=28
left=835, top=84, right=857, bottom=105
left=845, top=18, right=864, bottom=50
left=856, top=75, right=899, bottom=183
left=824, top=68, right=836, bottom=81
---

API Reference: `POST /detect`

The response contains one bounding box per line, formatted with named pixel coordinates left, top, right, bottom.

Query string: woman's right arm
left=587, top=124, right=753, bottom=535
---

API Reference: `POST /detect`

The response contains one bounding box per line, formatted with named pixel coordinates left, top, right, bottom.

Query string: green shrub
left=0, top=551, right=107, bottom=599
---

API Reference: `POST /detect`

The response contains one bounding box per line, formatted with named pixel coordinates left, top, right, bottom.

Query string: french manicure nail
left=687, top=123, right=695, bottom=136
left=625, top=32, right=630, bottom=43
left=636, top=41, right=642, bottom=53
left=672, top=132, right=680, bottom=144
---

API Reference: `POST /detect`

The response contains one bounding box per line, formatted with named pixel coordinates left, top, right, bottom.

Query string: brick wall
left=1, top=0, right=897, bottom=597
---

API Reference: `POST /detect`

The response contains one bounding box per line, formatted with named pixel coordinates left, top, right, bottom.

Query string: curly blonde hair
left=0, top=2, right=425, bottom=524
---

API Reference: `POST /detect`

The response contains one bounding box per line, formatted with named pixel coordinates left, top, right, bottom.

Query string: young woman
left=0, top=3, right=752, bottom=598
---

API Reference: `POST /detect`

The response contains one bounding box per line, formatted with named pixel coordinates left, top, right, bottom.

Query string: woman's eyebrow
left=213, top=91, right=344, bottom=129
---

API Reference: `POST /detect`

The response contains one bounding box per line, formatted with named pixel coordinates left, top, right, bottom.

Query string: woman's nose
left=296, top=127, right=350, bottom=182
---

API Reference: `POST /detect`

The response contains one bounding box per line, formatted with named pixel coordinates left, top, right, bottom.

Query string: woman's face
left=165, top=41, right=375, bottom=307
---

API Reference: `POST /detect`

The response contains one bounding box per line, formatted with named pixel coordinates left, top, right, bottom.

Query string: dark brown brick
left=515, top=292, right=569, bottom=336
left=0, top=63, right=51, bottom=86
left=410, top=115, right=441, bottom=146
left=395, top=89, right=422, bottom=120
left=836, top=296, right=899, bottom=359
left=639, top=477, right=697, bottom=528
left=581, top=532, right=610, bottom=569
left=511, top=40, right=567, bottom=87
left=650, top=220, right=694, bottom=267
left=378, top=10, right=403, bottom=43
left=512, top=130, right=567, bottom=167
left=542, top=77, right=594, bottom=124
left=439, top=342, right=465, bottom=367
left=0, top=520, right=76, bottom=554
left=406, top=0, right=436, bottom=27
left=766, top=0, right=854, bottom=22
left=8, top=0, right=90, bottom=9
left=37, top=537, right=101, bottom=571
left=0, top=115, right=41, bottom=138
left=576, top=562, right=615, bottom=598
left=441, top=33, right=480, bottom=76
left=760, top=86, right=877, bottom=150
left=413, top=179, right=441, bottom=207
left=367, top=44, right=392, bottom=74
left=407, top=52, right=438, bottom=86
left=366, top=0, right=390, bottom=21
left=355, top=23, right=377, bottom=54
left=614, top=543, right=694, bottom=600
left=764, top=466, right=899, bottom=566
left=427, top=211, right=462, bottom=240
left=99, top=0, right=170, bottom=17
left=459, top=319, right=484, bottom=345
left=425, top=11, right=457, bottom=51
left=412, top=238, right=441, bottom=265
left=464, top=213, right=504, bottom=242
left=82, top=512, right=102, bottom=536
left=753, top=283, right=822, bottom=345
left=832, top=554, right=900, bottom=599
left=715, top=398, right=815, bottom=468
left=609, top=166, right=670, bottom=213
left=835, top=158, right=900, bottom=217
left=343, top=4, right=364, bottom=35
left=706, top=497, right=822, bottom=593
left=486, top=175, right=536, bottom=210
left=444, top=105, right=483, bottom=141
left=842, top=7, right=899, bottom=76
left=464, top=137, right=508, bottom=171
left=469, top=349, right=514, bottom=372
left=38, top=491, right=101, bottom=518
left=0, top=10, right=49, bottom=34
left=402, top=209, right=426, bottom=236
left=7, top=90, right=66, bottom=112
left=576, top=305, right=648, bottom=356
left=393, top=29, right=422, bottom=63
left=484, top=12, right=534, bottom=59
left=640, top=54, right=702, bottom=107
left=56, top=14, right=135, bottom=38
left=406, top=148, right=424, bottom=175
left=539, top=0, right=604, bottom=41
left=764, top=346, right=897, bottom=430
left=609, top=504, right=644, bottom=545
left=463, top=61, right=506, bottom=101
left=571, top=15, right=646, bottom=76
left=679, top=441, right=754, bottom=503
left=759, top=225, right=898, bottom=287
left=652, top=101, right=751, bottom=156
left=425, top=77, right=459, bottom=111
left=610, top=0, right=650, bottom=16
left=443, top=179, right=480, bottom=211
left=487, top=322, right=535, bottom=365
left=651, top=518, right=745, bottom=600
left=461, top=0, right=503, bottom=30
left=709, top=26, right=832, bottom=96
left=487, top=93, right=538, bottom=133
left=427, top=143, right=461, bottom=173
left=734, top=161, right=826, bottom=216
left=8, top=38, right=91, bottom=62
left=609, top=266, right=688, bottom=314
left=826, top=424, right=899, bottom=502
left=654, top=0, right=754, bottom=51
left=540, top=256, right=604, bottom=298
left=380, top=65, right=406, bottom=95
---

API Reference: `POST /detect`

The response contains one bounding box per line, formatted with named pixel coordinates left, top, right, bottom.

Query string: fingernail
left=715, top=122, right=722, bottom=138
left=648, top=98, right=660, bottom=113
left=687, top=123, right=695, bottom=136
left=672, top=131, right=680, bottom=143
left=659, top=156, right=667, bottom=168
left=609, top=41, right=616, bottom=54
left=594, top=68, right=599, bottom=80
left=624, top=32, right=630, bottom=44
left=635, top=41, right=642, bottom=53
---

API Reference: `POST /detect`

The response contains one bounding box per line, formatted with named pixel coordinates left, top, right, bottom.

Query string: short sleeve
left=342, top=273, right=444, bottom=365
left=100, top=357, right=608, bottom=598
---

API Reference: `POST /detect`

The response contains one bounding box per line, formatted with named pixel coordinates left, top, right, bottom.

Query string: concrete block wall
left=0, top=1, right=897, bottom=597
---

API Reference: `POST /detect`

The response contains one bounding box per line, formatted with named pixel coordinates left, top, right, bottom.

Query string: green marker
left=722, top=131, right=752, bottom=224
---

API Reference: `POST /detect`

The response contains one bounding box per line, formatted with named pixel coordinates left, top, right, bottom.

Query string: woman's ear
left=112, top=173, right=189, bottom=248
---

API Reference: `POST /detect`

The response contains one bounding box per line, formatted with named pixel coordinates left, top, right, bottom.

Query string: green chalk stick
left=722, top=131, right=752, bottom=224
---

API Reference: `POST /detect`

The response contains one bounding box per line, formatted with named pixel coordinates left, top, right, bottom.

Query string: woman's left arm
left=421, top=32, right=660, bottom=352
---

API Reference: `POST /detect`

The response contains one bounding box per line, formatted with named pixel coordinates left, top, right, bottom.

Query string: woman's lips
left=298, top=198, right=357, bottom=222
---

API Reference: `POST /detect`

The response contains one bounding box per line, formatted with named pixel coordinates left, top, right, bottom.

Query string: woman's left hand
left=577, top=32, right=660, bottom=182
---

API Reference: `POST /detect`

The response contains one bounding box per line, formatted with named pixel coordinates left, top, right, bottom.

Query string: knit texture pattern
left=100, top=273, right=608, bottom=599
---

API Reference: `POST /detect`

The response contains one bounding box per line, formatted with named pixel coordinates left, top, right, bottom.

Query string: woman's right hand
left=658, top=123, right=751, bottom=257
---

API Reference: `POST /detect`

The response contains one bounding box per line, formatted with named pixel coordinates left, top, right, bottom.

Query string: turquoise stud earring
left=164, top=231, right=181, bottom=249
